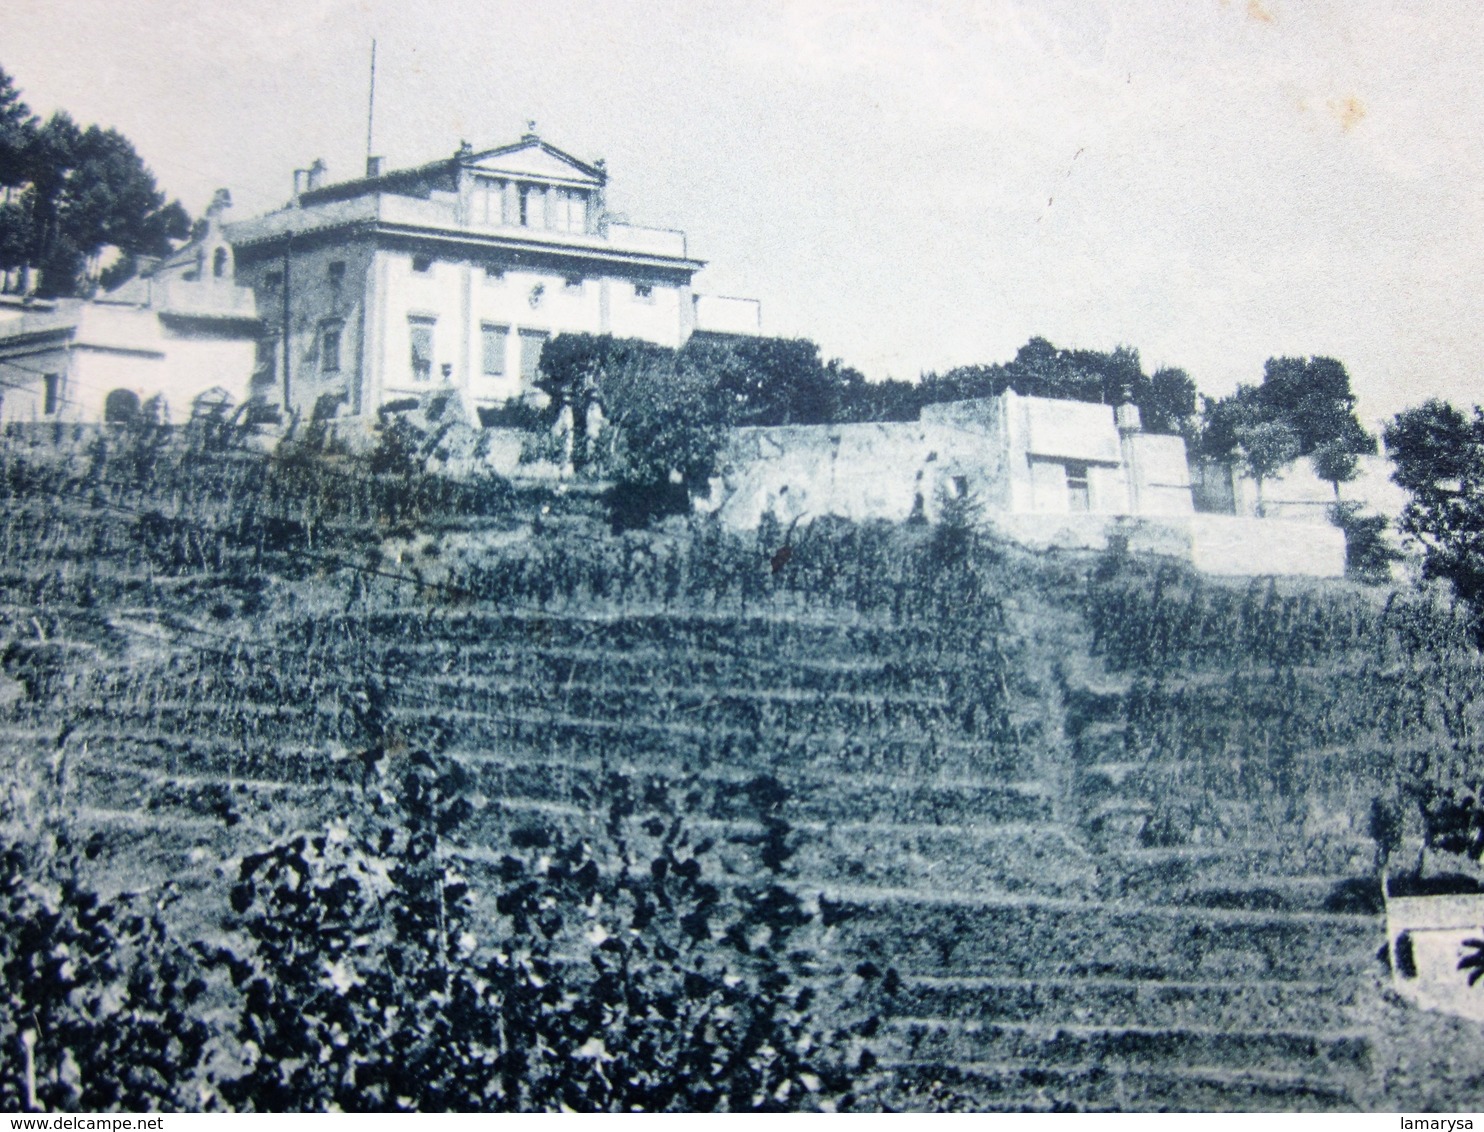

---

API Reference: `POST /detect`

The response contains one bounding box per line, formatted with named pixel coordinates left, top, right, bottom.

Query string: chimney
left=1115, top=381, right=1142, bottom=434
left=1115, top=402, right=1143, bottom=434
left=306, top=158, right=327, bottom=191
left=366, top=155, right=385, bottom=178
left=292, top=168, right=307, bottom=204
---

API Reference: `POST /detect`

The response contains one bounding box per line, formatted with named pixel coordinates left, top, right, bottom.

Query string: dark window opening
left=1066, top=462, right=1090, bottom=512
left=328, top=260, right=346, bottom=286
left=412, top=254, right=433, bottom=274
left=104, top=388, right=140, bottom=424
left=212, top=247, right=229, bottom=278
left=264, top=270, right=283, bottom=291
left=634, top=282, right=653, bottom=300
left=564, top=274, right=583, bottom=290
left=484, top=264, right=505, bottom=281
left=1394, top=931, right=1417, bottom=979
left=409, top=318, right=435, bottom=382
left=42, top=373, right=59, bottom=416
left=320, top=320, right=343, bottom=374
left=256, top=336, right=278, bottom=384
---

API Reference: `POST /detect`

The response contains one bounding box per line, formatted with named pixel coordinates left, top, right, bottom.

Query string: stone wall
left=1187, top=514, right=1347, bottom=577
left=704, top=419, right=999, bottom=529
left=703, top=391, right=1350, bottom=577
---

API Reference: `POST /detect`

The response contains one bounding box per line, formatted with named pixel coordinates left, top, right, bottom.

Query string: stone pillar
left=1117, top=401, right=1143, bottom=515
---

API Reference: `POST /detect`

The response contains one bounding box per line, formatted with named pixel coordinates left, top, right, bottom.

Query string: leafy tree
left=1196, top=386, right=1258, bottom=461
left=919, top=339, right=1195, bottom=437
left=679, top=335, right=867, bottom=427
left=1143, top=366, right=1198, bottom=437
left=916, top=362, right=1006, bottom=405
left=537, top=333, right=733, bottom=527
left=536, top=333, right=674, bottom=470
left=1256, top=356, right=1375, bottom=457
left=1312, top=438, right=1361, bottom=498
left=594, top=345, right=733, bottom=528
left=0, top=67, right=36, bottom=289
left=0, top=831, right=211, bottom=1111
left=0, top=67, right=34, bottom=192
left=1234, top=420, right=1301, bottom=517
left=1385, top=399, right=1484, bottom=616
left=1200, top=356, right=1374, bottom=465
left=1005, top=336, right=1101, bottom=402
left=16, top=111, right=82, bottom=296
left=833, top=376, right=920, bottom=424
left=63, top=126, right=190, bottom=283
left=0, top=197, right=30, bottom=285
left=0, top=67, right=190, bottom=296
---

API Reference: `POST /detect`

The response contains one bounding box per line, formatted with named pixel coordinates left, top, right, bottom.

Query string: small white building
left=0, top=196, right=260, bottom=425
left=224, top=130, right=760, bottom=425
left=1386, top=891, right=1484, bottom=1023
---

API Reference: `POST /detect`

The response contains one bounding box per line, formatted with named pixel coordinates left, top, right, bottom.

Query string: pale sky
left=4, top=0, right=1482, bottom=425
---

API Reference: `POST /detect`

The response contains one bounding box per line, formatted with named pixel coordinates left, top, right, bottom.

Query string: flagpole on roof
left=365, top=38, right=377, bottom=173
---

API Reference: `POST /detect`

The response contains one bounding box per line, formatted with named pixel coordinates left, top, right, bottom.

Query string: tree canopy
left=678, top=334, right=872, bottom=428
left=1385, top=399, right=1484, bottom=620
left=1199, top=356, right=1375, bottom=481
left=0, top=65, right=190, bottom=297
left=917, top=338, right=1198, bottom=437
left=535, top=333, right=733, bottom=528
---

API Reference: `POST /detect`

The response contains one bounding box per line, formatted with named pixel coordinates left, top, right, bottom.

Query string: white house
left=224, top=130, right=761, bottom=425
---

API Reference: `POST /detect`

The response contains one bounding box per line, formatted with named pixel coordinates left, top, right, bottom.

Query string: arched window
left=104, top=388, right=141, bottom=424
left=213, top=246, right=229, bottom=278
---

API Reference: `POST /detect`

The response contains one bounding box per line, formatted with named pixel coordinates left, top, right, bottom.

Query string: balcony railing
left=376, top=195, right=690, bottom=259
left=229, top=192, right=695, bottom=262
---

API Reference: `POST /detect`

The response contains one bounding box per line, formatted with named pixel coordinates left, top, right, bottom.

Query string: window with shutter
left=482, top=324, right=509, bottom=377
left=518, top=329, right=549, bottom=384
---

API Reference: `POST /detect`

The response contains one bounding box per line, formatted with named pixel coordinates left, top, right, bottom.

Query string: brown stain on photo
left=1246, top=0, right=1276, bottom=24
left=1329, top=95, right=1367, bottom=133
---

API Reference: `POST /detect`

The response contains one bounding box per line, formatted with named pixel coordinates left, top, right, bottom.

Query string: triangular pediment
left=466, top=139, right=603, bottom=185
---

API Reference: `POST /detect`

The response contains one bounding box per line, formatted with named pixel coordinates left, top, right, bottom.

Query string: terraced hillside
left=2, top=423, right=1482, bottom=1110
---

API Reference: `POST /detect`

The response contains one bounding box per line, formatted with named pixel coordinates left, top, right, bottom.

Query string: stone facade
left=224, top=132, right=758, bottom=424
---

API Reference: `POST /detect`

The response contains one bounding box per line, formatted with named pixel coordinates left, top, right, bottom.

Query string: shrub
left=210, top=753, right=876, bottom=1111
left=0, top=831, right=211, bottom=1111
left=1330, top=501, right=1401, bottom=585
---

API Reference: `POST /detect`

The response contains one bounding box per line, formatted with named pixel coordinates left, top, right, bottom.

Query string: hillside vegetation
left=1, top=419, right=1482, bottom=1111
